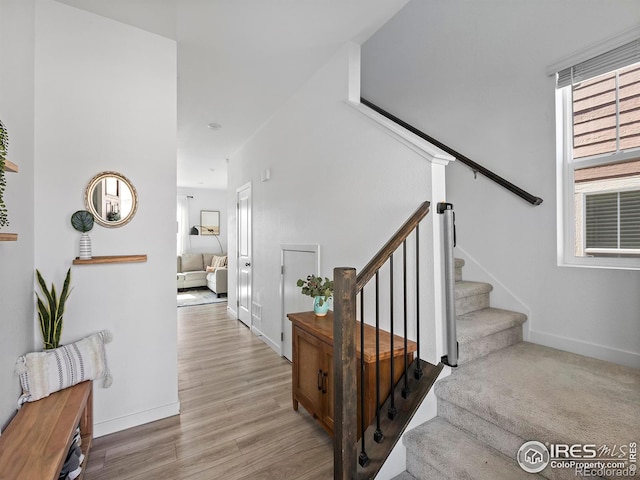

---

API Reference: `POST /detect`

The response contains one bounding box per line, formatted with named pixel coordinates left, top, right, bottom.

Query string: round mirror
left=85, top=171, right=138, bottom=228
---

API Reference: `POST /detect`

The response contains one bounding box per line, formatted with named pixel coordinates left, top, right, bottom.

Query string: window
left=554, top=33, right=640, bottom=269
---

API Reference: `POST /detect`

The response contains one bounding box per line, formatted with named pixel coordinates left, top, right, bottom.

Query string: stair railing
left=333, top=201, right=443, bottom=479
left=360, top=98, right=543, bottom=206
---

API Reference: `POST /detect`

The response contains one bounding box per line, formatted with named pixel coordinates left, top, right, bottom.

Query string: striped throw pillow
left=15, top=330, right=113, bottom=405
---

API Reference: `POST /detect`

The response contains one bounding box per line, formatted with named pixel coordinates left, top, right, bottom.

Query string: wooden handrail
left=360, top=98, right=543, bottom=206
left=355, top=201, right=430, bottom=292
left=334, top=201, right=440, bottom=479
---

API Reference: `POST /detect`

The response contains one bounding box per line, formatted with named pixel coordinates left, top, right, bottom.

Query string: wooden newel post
left=333, top=267, right=358, bottom=480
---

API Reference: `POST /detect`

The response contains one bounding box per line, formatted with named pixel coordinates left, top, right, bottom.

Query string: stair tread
left=435, top=342, right=640, bottom=448
left=404, top=417, right=538, bottom=479
left=391, top=472, right=418, bottom=480
left=455, top=281, right=493, bottom=299
left=457, top=308, right=527, bottom=343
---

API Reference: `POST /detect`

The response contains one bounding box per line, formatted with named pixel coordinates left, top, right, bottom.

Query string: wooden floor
left=84, top=303, right=333, bottom=480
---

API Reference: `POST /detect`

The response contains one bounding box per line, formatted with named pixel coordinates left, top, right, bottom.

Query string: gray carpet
left=435, top=342, right=640, bottom=450
left=401, top=257, right=640, bottom=480
left=177, top=288, right=227, bottom=307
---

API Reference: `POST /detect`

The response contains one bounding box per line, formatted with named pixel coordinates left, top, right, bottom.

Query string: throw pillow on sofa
left=211, top=255, right=227, bottom=268
left=181, top=253, right=204, bottom=272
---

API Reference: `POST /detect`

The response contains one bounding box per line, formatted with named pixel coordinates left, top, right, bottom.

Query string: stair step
left=404, top=417, right=539, bottom=480
left=391, top=471, right=418, bottom=480
left=455, top=281, right=492, bottom=315
left=455, top=258, right=465, bottom=282
left=435, top=342, right=640, bottom=479
left=456, top=308, right=526, bottom=364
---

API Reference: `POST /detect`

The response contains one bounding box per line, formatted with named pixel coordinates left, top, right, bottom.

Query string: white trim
left=251, top=325, right=281, bottom=355
left=227, top=305, right=238, bottom=318
left=585, top=248, right=640, bottom=256
left=555, top=83, right=640, bottom=270
left=93, top=401, right=180, bottom=438
left=345, top=41, right=454, bottom=166
left=546, top=25, right=640, bottom=76
left=346, top=100, right=455, bottom=166
left=236, top=182, right=253, bottom=328
left=280, top=244, right=320, bottom=359
left=529, top=330, right=640, bottom=369
left=347, top=42, right=361, bottom=103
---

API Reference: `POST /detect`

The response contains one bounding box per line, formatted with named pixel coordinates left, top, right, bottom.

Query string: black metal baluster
left=414, top=226, right=423, bottom=380
left=374, top=272, right=383, bottom=443
left=401, top=240, right=410, bottom=398
left=388, top=254, right=397, bottom=420
left=358, top=291, right=369, bottom=467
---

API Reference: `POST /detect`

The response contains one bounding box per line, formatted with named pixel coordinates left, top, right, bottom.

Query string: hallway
left=85, top=303, right=333, bottom=479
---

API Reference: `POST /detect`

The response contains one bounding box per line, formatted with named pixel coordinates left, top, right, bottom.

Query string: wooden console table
left=287, top=311, right=417, bottom=437
left=0, top=381, right=93, bottom=479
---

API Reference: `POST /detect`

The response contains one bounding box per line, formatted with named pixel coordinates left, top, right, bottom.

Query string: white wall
left=361, top=0, right=640, bottom=367
left=34, top=0, right=178, bottom=436
left=227, top=44, right=441, bottom=356
left=0, top=0, right=36, bottom=432
left=177, top=187, right=227, bottom=254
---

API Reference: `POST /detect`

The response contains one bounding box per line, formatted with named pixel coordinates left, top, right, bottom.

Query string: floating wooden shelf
left=3, top=159, right=18, bottom=173
left=73, top=254, right=147, bottom=265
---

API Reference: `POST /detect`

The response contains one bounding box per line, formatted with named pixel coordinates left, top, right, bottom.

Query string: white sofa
left=177, top=253, right=228, bottom=296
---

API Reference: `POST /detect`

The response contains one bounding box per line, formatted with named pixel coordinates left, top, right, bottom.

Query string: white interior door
left=281, top=245, right=319, bottom=361
left=237, top=183, right=252, bottom=327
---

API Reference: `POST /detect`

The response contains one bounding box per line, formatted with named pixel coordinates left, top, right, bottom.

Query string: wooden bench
left=0, top=381, right=93, bottom=479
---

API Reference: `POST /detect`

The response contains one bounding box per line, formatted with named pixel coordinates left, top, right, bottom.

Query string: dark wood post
left=333, top=267, right=357, bottom=480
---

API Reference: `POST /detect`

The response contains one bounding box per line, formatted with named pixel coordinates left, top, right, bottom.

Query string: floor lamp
left=190, top=226, right=224, bottom=253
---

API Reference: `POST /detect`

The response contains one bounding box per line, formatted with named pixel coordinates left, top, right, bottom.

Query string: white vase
left=79, top=233, right=92, bottom=259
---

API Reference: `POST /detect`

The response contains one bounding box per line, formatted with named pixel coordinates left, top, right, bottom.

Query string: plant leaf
left=70, top=210, right=94, bottom=233
left=57, top=268, right=72, bottom=319
left=36, top=269, right=53, bottom=308
left=36, top=296, right=50, bottom=343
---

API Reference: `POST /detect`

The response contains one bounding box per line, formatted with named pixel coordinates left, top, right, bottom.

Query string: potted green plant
left=71, top=210, right=94, bottom=259
left=297, top=274, right=334, bottom=317
left=0, top=120, right=9, bottom=228
left=36, top=268, right=72, bottom=350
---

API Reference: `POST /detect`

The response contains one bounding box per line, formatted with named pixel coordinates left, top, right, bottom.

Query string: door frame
left=236, top=182, right=252, bottom=327
left=280, top=244, right=320, bottom=358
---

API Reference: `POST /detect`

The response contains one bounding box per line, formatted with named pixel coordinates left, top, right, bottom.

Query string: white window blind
left=585, top=190, right=640, bottom=251
left=557, top=38, right=640, bottom=88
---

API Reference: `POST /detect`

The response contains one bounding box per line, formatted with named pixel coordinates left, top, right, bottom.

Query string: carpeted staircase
left=393, top=259, right=640, bottom=480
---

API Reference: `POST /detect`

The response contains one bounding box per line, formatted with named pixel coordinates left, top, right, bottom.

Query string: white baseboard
left=93, top=401, right=181, bottom=438
left=251, top=326, right=281, bottom=356
left=529, top=330, right=640, bottom=369
left=227, top=306, right=237, bottom=317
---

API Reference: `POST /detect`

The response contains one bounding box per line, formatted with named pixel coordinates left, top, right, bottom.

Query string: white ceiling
left=55, top=0, right=409, bottom=189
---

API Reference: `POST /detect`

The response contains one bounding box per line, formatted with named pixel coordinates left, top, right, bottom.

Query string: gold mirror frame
left=85, top=171, right=138, bottom=228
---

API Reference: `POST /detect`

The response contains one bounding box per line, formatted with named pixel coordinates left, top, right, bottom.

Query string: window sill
left=558, top=254, right=640, bottom=271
